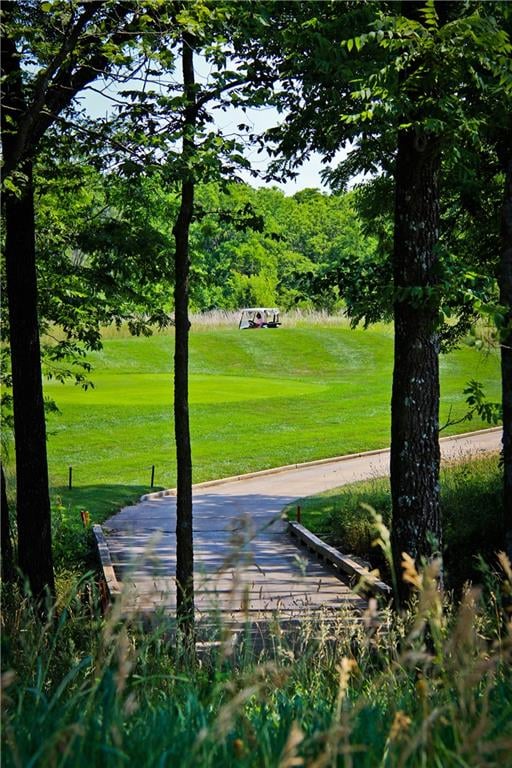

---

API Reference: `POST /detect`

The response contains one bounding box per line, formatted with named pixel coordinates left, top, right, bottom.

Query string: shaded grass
left=43, top=326, right=500, bottom=497
left=287, top=453, right=504, bottom=592
left=55, top=484, right=154, bottom=519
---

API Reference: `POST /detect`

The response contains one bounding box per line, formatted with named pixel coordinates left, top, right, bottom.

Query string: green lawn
left=43, top=325, right=500, bottom=518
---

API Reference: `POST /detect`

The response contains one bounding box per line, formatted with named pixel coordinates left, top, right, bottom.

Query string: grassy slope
left=43, top=325, right=500, bottom=522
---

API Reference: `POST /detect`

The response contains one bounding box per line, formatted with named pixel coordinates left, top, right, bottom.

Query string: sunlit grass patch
left=43, top=325, right=500, bottom=498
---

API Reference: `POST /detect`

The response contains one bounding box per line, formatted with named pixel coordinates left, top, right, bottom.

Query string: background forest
left=37, top=171, right=379, bottom=318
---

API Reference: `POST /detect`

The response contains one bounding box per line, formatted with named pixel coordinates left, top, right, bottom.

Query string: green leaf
left=2, top=177, right=19, bottom=195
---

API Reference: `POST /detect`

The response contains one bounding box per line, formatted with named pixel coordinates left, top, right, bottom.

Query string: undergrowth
left=2, top=553, right=512, bottom=767
left=291, top=454, right=504, bottom=593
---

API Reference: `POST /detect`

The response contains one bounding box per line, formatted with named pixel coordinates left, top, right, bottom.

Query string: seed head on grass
left=278, top=721, right=304, bottom=767
left=497, top=550, right=512, bottom=577
left=389, top=709, right=412, bottom=742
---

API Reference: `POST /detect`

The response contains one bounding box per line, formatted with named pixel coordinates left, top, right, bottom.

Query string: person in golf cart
left=238, top=308, right=281, bottom=329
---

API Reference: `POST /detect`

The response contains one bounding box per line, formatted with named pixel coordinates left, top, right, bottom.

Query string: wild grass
left=2, top=550, right=511, bottom=767
left=77, top=311, right=500, bottom=337
left=288, top=453, right=505, bottom=593
left=96, top=310, right=357, bottom=337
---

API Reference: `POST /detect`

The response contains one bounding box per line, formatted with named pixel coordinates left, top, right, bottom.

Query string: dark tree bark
left=4, top=161, right=55, bottom=599
left=1, top=18, right=56, bottom=600
left=0, top=1, right=133, bottom=600
left=172, top=33, right=196, bottom=642
left=1, top=463, right=16, bottom=584
left=498, top=139, right=512, bottom=560
left=390, top=127, right=442, bottom=604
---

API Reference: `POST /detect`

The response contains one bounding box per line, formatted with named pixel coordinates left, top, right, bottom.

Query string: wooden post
left=98, top=578, right=109, bottom=614
left=296, top=505, right=301, bottom=524
left=150, top=464, right=155, bottom=488
left=68, top=466, right=72, bottom=490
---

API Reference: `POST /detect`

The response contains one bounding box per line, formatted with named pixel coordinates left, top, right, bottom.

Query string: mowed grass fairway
left=45, top=324, right=500, bottom=499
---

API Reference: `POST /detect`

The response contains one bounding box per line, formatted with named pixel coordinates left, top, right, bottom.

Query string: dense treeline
left=37, top=170, right=378, bottom=315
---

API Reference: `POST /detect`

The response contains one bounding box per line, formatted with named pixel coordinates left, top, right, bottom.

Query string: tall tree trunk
left=173, top=33, right=196, bottom=643
left=499, top=141, right=512, bottom=560
left=390, top=127, right=442, bottom=605
left=1, top=463, right=16, bottom=584
left=4, top=163, right=55, bottom=600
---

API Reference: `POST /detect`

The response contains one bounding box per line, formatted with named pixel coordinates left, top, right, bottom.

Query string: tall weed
left=2, top=553, right=511, bottom=767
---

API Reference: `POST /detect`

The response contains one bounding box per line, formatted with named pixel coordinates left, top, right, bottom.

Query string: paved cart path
left=103, top=429, right=501, bottom=624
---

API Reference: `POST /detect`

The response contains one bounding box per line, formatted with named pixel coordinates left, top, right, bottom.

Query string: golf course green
left=43, top=323, right=500, bottom=495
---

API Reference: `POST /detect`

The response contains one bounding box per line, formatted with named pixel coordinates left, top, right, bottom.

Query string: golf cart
left=238, top=307, right=281, bottom=330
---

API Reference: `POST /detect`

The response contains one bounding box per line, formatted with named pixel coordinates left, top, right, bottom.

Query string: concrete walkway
left=103, top=428, right=501, bottom=625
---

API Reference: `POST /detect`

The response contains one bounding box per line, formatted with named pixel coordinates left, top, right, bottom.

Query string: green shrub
left=291, top=454, right=505, bottom=592
left=441, top=456, right=504, bottom=591
left=51, top=496, right=92, bottom=571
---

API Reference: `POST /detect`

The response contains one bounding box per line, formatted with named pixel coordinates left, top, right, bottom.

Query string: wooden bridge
left=95, top=429, right=501, bottom=635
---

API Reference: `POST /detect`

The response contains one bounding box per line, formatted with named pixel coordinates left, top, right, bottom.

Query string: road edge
left=140, top=426, right=502, bottom=501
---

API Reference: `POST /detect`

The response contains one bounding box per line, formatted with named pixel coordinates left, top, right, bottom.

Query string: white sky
left=79, top=56, right=353, bottom=196
left=211, top=103, right=350, bottom=194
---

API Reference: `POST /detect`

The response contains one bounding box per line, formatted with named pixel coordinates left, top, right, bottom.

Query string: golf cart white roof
left=240, top=307, right=280, bottom=313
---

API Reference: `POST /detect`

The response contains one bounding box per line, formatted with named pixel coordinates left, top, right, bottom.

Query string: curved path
left=102, top=428, right=501, bottom=627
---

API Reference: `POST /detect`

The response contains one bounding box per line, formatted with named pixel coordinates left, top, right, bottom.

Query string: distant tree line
left=33, top=169, right=381, bottom=313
